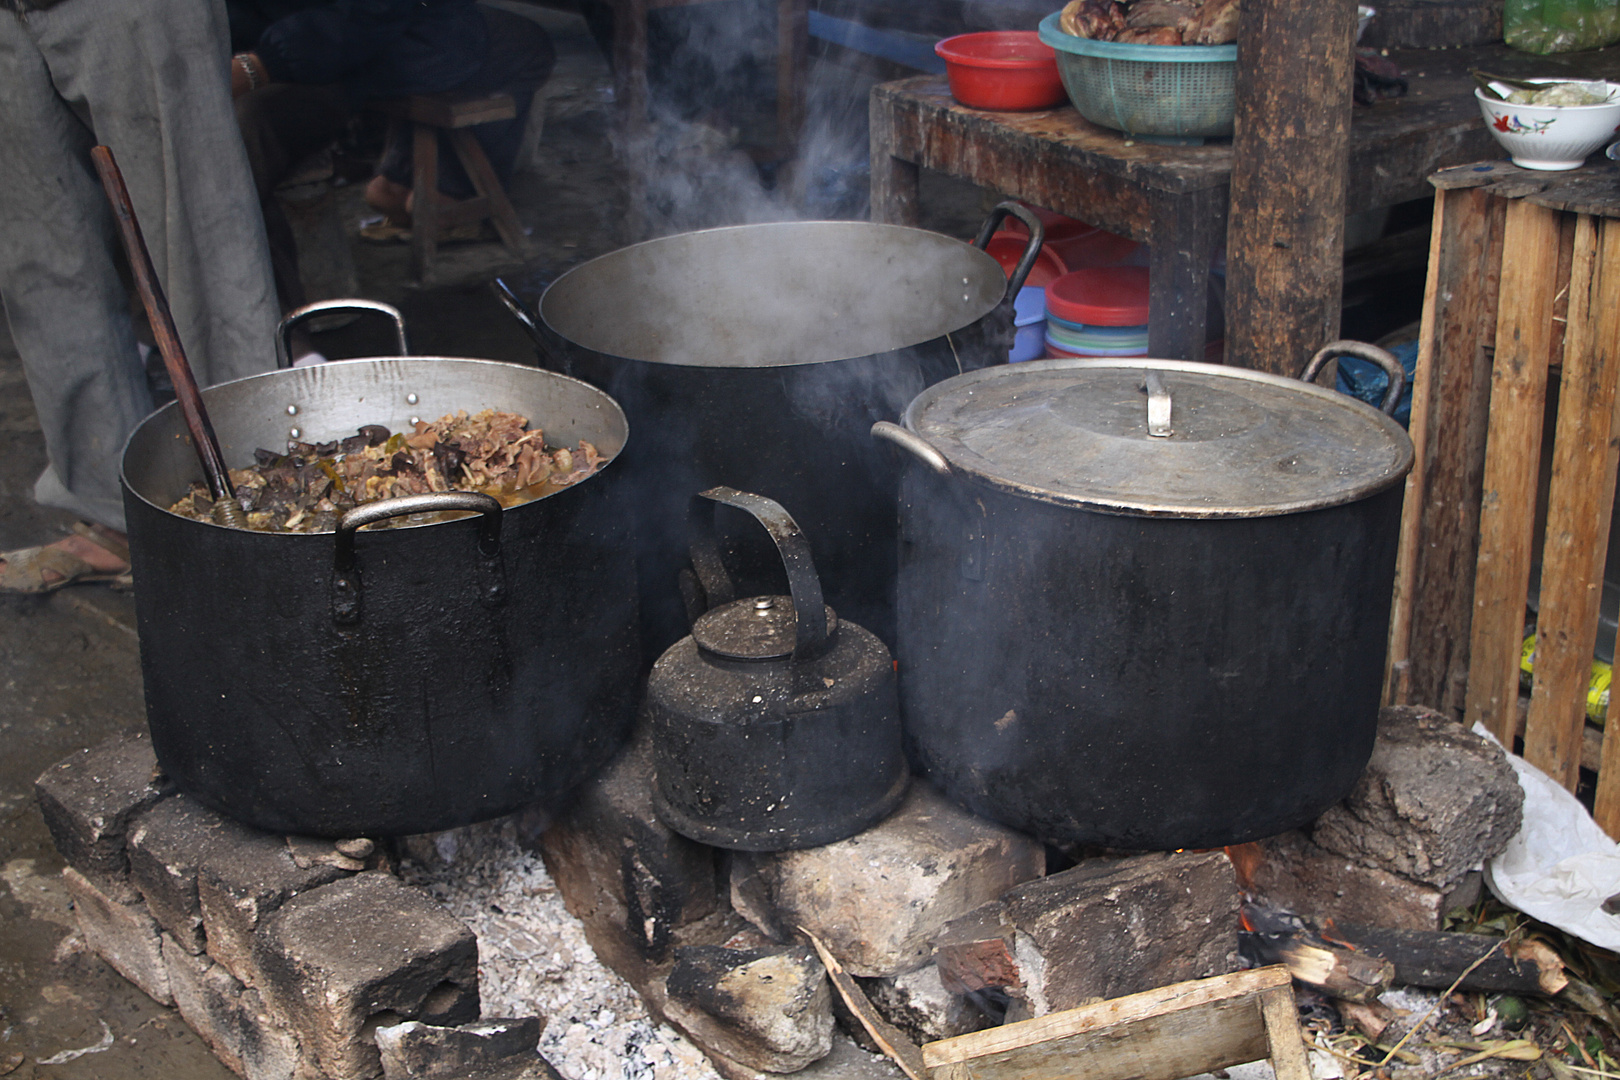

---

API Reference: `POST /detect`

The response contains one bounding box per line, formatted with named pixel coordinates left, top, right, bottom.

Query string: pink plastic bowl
left=935, top=31, right=1066, bottom=111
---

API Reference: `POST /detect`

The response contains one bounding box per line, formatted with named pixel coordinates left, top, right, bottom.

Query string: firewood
left=801, top=927, right=925, bottom=1080
left=1240, top=903, right=1394, bottom=1004
left=1338, top=925, right=1567, bottom=996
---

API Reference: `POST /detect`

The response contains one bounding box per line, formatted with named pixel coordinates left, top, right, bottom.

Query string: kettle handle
left=688, top=487, right=828, bottom=663
left=1300, top=340, right=1407, bottom=417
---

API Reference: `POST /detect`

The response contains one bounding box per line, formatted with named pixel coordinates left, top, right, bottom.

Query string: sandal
left=0, top=523, right=133, bottom=594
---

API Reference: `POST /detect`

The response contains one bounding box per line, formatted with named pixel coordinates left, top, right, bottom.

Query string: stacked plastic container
left=1044, top=266, right=1150, bottom=359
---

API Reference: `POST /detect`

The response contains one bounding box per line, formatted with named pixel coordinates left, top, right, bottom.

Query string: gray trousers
left=0, top=0, right=278, bottom=532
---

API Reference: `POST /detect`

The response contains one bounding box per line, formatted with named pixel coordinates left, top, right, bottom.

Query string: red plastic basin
left=985, top=230, right=1069, bottom=289
left=935, top=32, right=1066, bottom=112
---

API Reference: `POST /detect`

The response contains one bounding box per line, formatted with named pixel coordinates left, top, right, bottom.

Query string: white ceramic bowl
left=1476, top=80, right=1620, bottom=171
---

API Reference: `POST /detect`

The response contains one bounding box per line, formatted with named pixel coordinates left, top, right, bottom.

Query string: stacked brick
left=35, top=732, right=555, bottom=1080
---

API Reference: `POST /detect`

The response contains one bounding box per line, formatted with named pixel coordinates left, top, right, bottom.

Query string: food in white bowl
left=1476, top=78, right=1620, bottom=171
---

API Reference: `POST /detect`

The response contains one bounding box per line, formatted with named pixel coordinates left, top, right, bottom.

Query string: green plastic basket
left=1038, top=12, right=1237, bottom=139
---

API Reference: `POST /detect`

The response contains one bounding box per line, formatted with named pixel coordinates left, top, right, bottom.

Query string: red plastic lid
left=935, top=31, right=1055, bottom=68
left=985, top=231, right=1068, bottom=289
left=1045, top=267, right=1150, bottom=327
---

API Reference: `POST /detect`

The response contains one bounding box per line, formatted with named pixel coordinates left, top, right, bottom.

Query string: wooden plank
left=921, top=967, right=1288, bottom=1080
left=1387, top=187, right=1505, bottom=713
left=1590, top=219, right=1620, bottom=834
left=1524, top=213, right=1618, bottom=791
left=1260, top=985, right=1314, bottom=1080
left=1464, top=198, right=1562, bottom=743
left=1223, top=0, right=1357, bottom=375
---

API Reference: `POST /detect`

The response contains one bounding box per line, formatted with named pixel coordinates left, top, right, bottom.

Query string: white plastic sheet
left=1479, top=723, right=1620, bottom=951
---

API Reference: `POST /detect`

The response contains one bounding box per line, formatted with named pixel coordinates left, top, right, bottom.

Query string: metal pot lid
left=692, top=596, right=840, bottom=661
left=900, top=357, right=1414, bottom=518
left=539, top=222, right=1008, bottom=369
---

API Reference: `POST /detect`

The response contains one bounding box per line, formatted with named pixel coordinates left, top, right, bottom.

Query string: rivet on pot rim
left=286, top=404, right=298, bottom=416
left=409, top=417, right=420, bottom=426
left=288, top=427, right=300, bottom=439
left=406, top=393, right=419, bottom=405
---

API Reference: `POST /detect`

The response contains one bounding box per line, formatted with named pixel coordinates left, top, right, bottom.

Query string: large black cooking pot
left=872, top=346, right=1414, bottom=851
left=501, top=207, right=1043, bottom=655
left=120, top=355, right=638, bottom=837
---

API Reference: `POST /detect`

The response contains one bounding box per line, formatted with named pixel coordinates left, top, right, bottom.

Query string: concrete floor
left=0, top=9, right=997, bottom=1076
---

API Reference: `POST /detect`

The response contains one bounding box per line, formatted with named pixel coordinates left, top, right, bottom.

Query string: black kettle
left=646, top=487, right=909, bottom=851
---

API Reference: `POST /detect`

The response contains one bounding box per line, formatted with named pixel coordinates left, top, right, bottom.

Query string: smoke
left=609, top=1, right=877, bottom=237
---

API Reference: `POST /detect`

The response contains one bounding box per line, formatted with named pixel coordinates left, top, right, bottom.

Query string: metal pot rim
left=120, top=355, right=628, bottom=533
left=898, top=357, right=1415, bottom=519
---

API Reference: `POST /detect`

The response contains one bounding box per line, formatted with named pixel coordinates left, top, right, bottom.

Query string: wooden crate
left=919, top=966, right=1310, bottom=1080
left=1387, top=161, right=1620, bottom=833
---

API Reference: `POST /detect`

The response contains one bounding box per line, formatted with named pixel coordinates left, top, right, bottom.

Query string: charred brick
left=728, top=782, right=1043, bottom=978
left=35, top=732, right=173, bottom=901
left=254, top=872, right=479, bottom=1080
left=999, top=849, right=1240, bottom=1014
left=127, top=794, right=269, bottom=954
left=663, top=945, right=833, bottom=1073
left=198, top=829, right=351, bottom=988
left=163, top=934, right=304, bottom=1080
left=374, top=1017, right=545, bottom=1080
left=63, top=865, right=172, bottom=1005
left=536, top=732, right=719, bottom=968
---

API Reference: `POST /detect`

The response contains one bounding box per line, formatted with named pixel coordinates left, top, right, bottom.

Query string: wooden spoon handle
left=90, top=146, right=238, bottom=514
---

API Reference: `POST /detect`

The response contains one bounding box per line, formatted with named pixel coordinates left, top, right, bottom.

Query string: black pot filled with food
left=120, top=345, right=639, bottom=837
left=498, top=205, right=1044, bottom=656
left=872, top=345, right=1413, bottom=851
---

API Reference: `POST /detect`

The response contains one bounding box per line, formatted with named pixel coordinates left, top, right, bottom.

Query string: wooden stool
left=372, top=91, right=531, bottom=283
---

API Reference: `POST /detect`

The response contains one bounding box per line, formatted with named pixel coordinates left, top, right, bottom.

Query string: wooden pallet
left=1386, top=160, right=1620, bottom=833
left=919, top=966, right=1310, bottom=1080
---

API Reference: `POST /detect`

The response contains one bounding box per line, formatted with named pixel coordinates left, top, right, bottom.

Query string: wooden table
left=869, top=44, right=1613, bottom=361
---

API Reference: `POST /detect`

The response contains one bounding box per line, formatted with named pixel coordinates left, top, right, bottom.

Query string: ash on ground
left=400, top=821, right=721, bottom=1080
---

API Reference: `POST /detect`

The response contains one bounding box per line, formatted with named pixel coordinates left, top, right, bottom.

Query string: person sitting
left=229, top=0, right=555, bottom=314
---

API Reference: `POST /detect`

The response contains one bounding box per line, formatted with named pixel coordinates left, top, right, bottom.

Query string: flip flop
left=0, top=523, right=133, bottom=594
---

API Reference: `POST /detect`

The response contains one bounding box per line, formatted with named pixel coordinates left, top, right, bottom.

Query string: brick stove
left=34, top=705, right=1526, bottom=1080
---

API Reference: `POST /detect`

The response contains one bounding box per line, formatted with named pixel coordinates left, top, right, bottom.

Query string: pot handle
left=1299, top=340, right=1407, bottom=417
left=331, top=491, right=504, bottom=625
left=276, top=299, right=409, bottom=368
left=973, top=201, right=1046, bottom=303
left=871, top=421, right=952, bottom=477
left=491, top=278, right=572, bottom=372
left=688, top=487, right=828, bottom=663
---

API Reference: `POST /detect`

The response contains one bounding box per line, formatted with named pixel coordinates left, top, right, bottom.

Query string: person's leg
left=0, top=8, right=152, bottom=535
left=36, top=0, right=279, bottom=388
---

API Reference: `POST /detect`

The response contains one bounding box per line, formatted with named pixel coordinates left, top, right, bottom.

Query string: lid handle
left=1300, top=340, right=1407, bottom=417
left=1144, top=371, right=1172, bottom=437
left=688, top=488, right=828, bottom=663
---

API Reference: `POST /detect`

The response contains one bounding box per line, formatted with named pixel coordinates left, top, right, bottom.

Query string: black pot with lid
left=646, top=487, right=909, bottom=851
left=872, top=344, right=1414, bottom=850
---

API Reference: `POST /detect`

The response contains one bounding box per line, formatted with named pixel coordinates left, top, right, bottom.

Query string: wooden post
left=1222, top=0, right=1357, bottom=375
